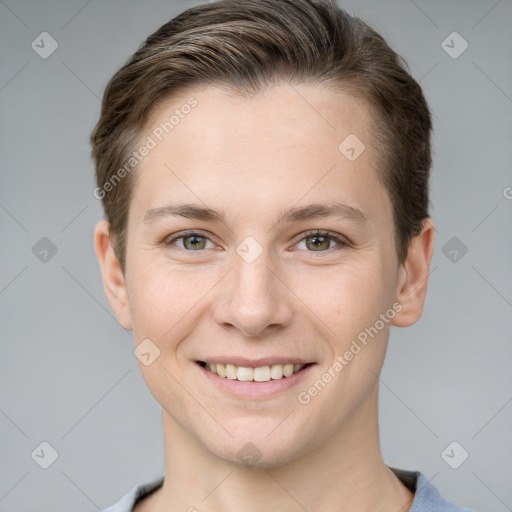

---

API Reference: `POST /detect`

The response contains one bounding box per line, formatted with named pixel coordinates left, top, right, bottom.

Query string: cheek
left=294, top=257, right=389, bottom=339
left=127, top=259, right=216, bottom=343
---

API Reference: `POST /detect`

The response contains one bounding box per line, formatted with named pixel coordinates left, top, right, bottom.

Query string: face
left=97, top=82, right=431, bottom=467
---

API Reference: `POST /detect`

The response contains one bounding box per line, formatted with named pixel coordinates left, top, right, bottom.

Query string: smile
left=196, top=361, right=313, bottom=382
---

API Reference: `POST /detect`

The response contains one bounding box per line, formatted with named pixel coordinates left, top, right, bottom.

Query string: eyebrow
left=143, top=201, right=369, bottom=225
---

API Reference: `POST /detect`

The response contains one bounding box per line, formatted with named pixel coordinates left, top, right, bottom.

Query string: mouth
left=195, top=360, right=315, bottom=382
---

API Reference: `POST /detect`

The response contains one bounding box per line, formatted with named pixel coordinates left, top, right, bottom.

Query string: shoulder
left=391, top=467, right=476, bottom=512
left=101, top=475, right=164, bottom=512
left=413, top=472, right=475, bottom=512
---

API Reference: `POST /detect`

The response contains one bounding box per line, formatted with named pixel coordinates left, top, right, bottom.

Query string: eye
left=163, top=231, right=216, bottom=251
left=162, top=229, right=349, bottom=253
left=294, top=230, right=349, bottom=252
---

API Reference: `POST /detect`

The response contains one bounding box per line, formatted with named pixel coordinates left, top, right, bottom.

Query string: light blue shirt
left=102, top=467, right=476, bottom=511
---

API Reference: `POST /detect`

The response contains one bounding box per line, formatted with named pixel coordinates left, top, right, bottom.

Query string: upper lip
left=196, top=357, right=315, bottom=367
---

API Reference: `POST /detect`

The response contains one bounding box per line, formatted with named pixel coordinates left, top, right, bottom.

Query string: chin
left=217, top=444, right=303, bottom=470
left=202, top=424, right=310, bottom=470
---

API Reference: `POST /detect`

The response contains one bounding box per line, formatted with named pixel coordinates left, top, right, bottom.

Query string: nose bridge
left=214, top=245, right=293, bottom=336
left=234, top=251, right=274, bottom=303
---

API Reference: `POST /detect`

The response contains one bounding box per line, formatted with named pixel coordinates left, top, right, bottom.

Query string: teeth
left=270, top=364, right=283, bottom=379
left=203, top=362, right=306, bottom=382
left=217, top=363, right=226, bottom=378
left=237, top=366, right=253, bottom=381
left=283, top=363, right=294, bottom=377
left=253, top=366, right=271, bottom=382
left=226, top=364, right=237, bottom=380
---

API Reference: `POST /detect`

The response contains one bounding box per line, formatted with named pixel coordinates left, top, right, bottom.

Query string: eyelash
left=162, top=229, right=350, bottom=254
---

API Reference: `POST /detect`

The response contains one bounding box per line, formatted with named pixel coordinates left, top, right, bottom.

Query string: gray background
left=1, top=0, right=511, bottom=510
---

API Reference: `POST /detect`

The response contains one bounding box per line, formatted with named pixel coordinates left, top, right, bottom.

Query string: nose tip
left=236, top=321, right=279, bottom=338
left=212, top=258, right=294, bottom=337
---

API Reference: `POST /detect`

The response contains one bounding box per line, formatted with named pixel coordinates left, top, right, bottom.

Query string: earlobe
left=94, top=220, right=133, bottom=330
left=391, top=218, right=435, bottom=328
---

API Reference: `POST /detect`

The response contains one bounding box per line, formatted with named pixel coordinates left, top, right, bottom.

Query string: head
left=92, top=0, right=435, bottom=467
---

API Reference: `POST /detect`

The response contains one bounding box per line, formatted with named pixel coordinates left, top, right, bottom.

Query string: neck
left=142, top=385, right=414, bottom=512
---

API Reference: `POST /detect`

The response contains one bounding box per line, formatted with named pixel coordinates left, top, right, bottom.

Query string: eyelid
left=290, top=229, right=351, bottom=251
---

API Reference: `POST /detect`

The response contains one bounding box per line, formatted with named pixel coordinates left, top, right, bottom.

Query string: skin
left=95, top=82, right=435, bottom=512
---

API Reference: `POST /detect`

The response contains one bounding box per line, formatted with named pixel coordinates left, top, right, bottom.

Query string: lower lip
left=196, top=363, right=316, bottom=400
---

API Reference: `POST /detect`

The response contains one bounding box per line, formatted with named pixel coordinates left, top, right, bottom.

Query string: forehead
left=144, top=82, right=376, bottom=155
left=131, top=82, right=390, bottom=227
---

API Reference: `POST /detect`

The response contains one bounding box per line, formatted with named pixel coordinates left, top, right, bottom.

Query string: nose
left=212, top=250, right=294, bottom=337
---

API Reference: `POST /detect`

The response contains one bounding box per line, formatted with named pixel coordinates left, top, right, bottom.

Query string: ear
left=94, top=220, right=133, bottom=330
left=392, top=218, right=435, bottom=327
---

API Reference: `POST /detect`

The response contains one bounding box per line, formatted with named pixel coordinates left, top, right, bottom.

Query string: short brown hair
left=90, top=0, right=432, bottom=272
